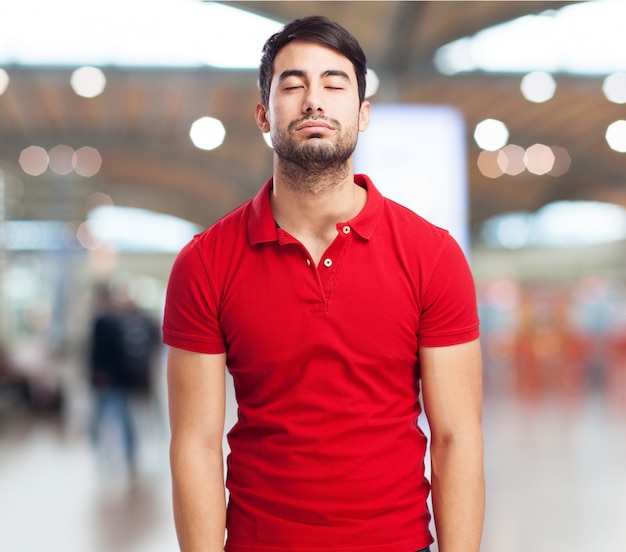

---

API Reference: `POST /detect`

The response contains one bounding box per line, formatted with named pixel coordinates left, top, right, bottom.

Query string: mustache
left=288, top=114, right=341, bottom=132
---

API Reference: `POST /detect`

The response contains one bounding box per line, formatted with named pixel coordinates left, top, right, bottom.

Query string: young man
left=164, top=15, right=484, bottom=552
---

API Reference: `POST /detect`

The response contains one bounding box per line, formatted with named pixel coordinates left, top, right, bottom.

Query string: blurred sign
left=355, top=104, right=469, bottom=255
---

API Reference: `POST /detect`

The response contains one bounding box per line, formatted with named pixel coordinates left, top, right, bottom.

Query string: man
left=164, top=15, right=484, bottom=552
left=89, top=284, right=157, bottom=471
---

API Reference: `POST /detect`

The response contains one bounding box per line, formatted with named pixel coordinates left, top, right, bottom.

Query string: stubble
left=271, top=115, right=359, bottom=194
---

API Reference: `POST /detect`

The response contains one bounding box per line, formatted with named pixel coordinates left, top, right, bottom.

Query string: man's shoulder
left=381, top=195, right=450, bottom=240
left=193, top=178, right=273, bottom=249
left=194, top=199, right=253, bottom=246
left=169, top=200, right=253, bottom=276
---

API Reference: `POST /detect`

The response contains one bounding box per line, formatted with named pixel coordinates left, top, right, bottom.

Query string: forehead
left=272, top=40, right=356, bottom=80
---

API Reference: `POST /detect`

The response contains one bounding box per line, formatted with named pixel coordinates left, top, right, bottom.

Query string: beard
left=271, top=115, right=358, bottom=184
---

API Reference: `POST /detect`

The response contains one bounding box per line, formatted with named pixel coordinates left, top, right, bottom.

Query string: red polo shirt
left=163, top=174, right=479, bottom=552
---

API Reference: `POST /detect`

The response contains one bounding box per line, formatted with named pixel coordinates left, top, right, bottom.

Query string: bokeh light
left=73, top=146, right=102, bottom=177
left=70, top=66, right=106, bottom=98
left=474, top=119, right=509, bottom=151
left=606, top=120, right=626, bottom=152
left=19, top=146, right=49, bottom=176
left=481, top=201, right=626, bottom=248
left=48, top=145, right=75, bottom=175
left=477, top=150, right=503, bottom=178
left=498, top=144, right=526, bottom=176
left=0, top=68, right=9, bottom=94
left=602, top=72, right=626, bottom=104
left=262, top=132, right=273, bottom=149
left=365, top=68, right=380, bottom=99
left=525, top=143, right=555, bottom=175
left=435, top=2, right=626, bottom=76
left=76, top=221, right=105, bottom=250
left=520, top=71, right=556, bottom=103
left=190, top=116, right=226, bottom=150
left=478, top=144, right=570, bottom=178
left=549, top=146, right=572, bottom=177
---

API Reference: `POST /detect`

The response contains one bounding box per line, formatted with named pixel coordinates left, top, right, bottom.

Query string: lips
left=295, top=119, right=334, bottom=131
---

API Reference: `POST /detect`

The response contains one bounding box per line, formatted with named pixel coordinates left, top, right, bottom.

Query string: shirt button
left=323, top=258, right=332, bottom=268
left=306, top=258, right=311, bottom=266
left=342, top=225, right=351, bottom=235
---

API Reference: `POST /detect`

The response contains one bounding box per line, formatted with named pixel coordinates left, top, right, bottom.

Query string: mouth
left=294, top=118, right=335, bottom=132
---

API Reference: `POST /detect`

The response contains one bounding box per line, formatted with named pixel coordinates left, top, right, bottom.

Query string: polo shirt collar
left=248, top=174, right=384, bottom=245
left=350, top=174, right=384, bottom=240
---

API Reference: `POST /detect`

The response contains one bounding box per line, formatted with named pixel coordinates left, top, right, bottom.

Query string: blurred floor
left=481, top=390, right=626, bottom=552
left=0, top=398, right=176, bottom=552
left=1, top=383, right=626, bottom=551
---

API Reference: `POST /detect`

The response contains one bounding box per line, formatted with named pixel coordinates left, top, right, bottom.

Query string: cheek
left=267, top=102, right=292, bottom=126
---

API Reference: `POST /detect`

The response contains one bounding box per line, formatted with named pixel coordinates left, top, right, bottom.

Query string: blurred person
left=163, top=15, right=483, bottom=552
left=88, top=283, right=159, bottom=473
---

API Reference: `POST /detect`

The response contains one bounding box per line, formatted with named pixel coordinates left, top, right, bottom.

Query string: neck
left=272, top=156, right=362, bottom=223
left=270, top=160, right=366, bottom=263
left=273, top=155, right=353, bottom=196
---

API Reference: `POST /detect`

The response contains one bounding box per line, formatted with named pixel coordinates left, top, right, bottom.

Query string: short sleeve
left=418, top=234, right=480, bottom=347
left=162, top=238, right=226, bottom=354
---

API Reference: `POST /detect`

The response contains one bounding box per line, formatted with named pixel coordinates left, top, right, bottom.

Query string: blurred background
left=1, top=1, right=626, bottom=551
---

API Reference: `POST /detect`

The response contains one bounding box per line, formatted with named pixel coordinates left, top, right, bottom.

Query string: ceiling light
left=0, top=68, right=9, bottom=94
left=524, top=143, right=555, bottom=175
left=365, top=69, right=380, bottom=98
left=0, top=1, right=282, bottom=69
left=435, top=2, right=626, bottom=76
left=71, top=66, right=106, bottom=98
left=520, top=71, right=556, bottom=103
left=87, top=205, right=201, bottom=252
left=77, top=221, right=105, bottom=251
left=498, top=144, right=526, bottom=175
left=262, top=132, right=273, bottom=149
left=606, top=120, right=626, bottom=152
left=190, top=117, right=226, bottom=151
left=481, top=201, right=626, bottom=248
left=48, top=145, right=75, bottom=175
left=474, top=119, right=509, bottom=151
left=73, top=146, right=103, bottom=177
left=19, top=146, right=49, bottom=176
left=548, top=146, right=571, bottom=176
left=602, top=72, right=626, bottom=104
left=477, top=150, right=503, bottom=178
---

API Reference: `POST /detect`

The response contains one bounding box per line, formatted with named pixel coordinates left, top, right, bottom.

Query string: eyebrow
left=278, top=69, right=351, bottom=81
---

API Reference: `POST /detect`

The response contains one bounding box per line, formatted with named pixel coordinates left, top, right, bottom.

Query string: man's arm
left=420, top=339, right=485, bottom=552
left=167, top=347, right=227, bottom=552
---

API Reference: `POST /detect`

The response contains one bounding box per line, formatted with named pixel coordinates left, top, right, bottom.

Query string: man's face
left=257, top=40, right=370, bottom=172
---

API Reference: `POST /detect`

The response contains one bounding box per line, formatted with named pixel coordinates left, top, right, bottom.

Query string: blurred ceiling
left=2, top=0, right=624, bottom=239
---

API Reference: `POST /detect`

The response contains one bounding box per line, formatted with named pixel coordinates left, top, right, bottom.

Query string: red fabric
left=163, top=174, right=480, bottom=552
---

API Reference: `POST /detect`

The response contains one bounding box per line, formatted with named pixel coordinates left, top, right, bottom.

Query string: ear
left=358, top=100, right=371, bottom=132
left=255, top=102, right=271, bottom=133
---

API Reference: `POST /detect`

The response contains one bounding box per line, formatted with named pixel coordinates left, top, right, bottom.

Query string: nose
left=303, top=89, right=323, bottom=114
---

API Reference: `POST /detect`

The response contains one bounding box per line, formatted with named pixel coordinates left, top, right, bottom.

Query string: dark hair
left=259, top=15, right=367, bottom=106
